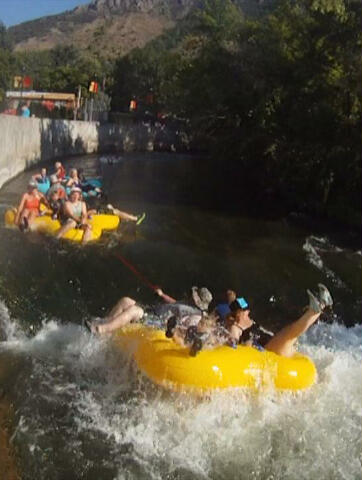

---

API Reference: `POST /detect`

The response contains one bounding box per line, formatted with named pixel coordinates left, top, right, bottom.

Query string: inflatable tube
left=115, top=325, right=317, bottom=393
left=85, top=178, right=102, bottom=188
left=65, top=187, right=100, bottom=199
left=64, top=178, right=103, bottom=198
left=90, top=213, right=119, bottom=231
left=64, top=176, right=102, bottom=187
left=36, top=180, right=50, bottom=194
left=4, top=209, right=119, bottom=242
left=34, top=215, right=102, bottom=242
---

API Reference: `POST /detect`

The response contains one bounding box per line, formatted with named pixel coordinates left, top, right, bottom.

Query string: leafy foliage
left=110, top=0, right=361, bottom=224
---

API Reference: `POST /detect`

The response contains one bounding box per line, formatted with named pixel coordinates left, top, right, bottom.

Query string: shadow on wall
left=96, top=121, right=154, bottom=153
left=96, top=120, right=191, bottom=154
left=38, top=117, right=190, bottom=160
left=40, top=120, right=89, bottom=162
left=97, top=122, right=124, bottom=153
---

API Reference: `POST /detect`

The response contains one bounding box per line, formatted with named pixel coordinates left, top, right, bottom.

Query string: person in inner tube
left=214, top=289, right=237, bottom=324
left=176, top=284, right=333, bottom=358
left=55, top=187, right=92, bottom=244
left=14, top=180, right=49, bottom=231
left=85, top=286, right=212, bottom=337
left=48, top=189, right=65, bottom=221
left=225, top=297, right=273, bottom=351
left=224, top=285, right=333, bottom=357
left=159, top=286, right=225, bottom=356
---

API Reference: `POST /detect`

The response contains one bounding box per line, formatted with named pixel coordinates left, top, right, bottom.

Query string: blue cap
left=229, top=297, right=249, bottom=312
left=236, top=297, right=248, bottom=309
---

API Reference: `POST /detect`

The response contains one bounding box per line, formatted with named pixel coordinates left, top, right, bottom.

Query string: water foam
left=74, top=323, right=362, bottom=479
left=303, top=236, right=347, bottom=288
left=1, top=303, right=361, bottom=479
left=0, top=300, right=25, bottom=342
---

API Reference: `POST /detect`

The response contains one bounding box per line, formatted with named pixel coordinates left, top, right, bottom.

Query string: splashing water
left=0, top=153, right=361, bottom=479
left=0, top=301, right=361, bottom=480
left=303, top=236, right=347, bottom=289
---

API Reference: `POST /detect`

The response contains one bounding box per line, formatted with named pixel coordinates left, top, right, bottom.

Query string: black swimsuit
left=239, top=323, right=273, bottom=349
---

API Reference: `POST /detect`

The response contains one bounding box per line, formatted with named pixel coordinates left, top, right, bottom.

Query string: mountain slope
left=8, top=0, right=272, bottom=58
left=8, top=0, right=198, bottom=58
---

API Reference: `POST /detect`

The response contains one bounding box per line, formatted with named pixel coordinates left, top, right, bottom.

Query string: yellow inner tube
left=115, top=324, right=317, bottom=392
left=4, top=208, right=120, bottom=243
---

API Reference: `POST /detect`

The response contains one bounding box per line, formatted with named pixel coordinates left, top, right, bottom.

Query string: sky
left=0, top=0, right=90, bottom=27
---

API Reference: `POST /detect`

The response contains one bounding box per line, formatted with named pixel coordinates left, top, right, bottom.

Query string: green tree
left=0, top=21, right=14, bottom=101
left=157, top=0, right=361, bottom=222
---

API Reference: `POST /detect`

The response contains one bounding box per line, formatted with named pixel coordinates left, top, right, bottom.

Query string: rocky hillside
left=8, top=0, right=271, bottom=59
left=8, top=0, right=198, bottom=58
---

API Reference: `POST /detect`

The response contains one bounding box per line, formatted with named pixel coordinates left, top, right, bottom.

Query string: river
left=0, top=152, right=361, bottom=479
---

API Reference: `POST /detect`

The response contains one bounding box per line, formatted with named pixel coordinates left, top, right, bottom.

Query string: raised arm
left=155, top=288, right=177, bottom=304
left=39, top=192, right=49, bottom=208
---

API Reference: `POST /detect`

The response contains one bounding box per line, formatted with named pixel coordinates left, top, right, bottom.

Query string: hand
left=155, top=288, right=163, bottom=296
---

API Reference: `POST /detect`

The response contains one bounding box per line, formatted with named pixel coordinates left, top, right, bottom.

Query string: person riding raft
left=55, top=187, right=92, bottom=244
left=14, top=180, right=48, bottom=231
left=165, top=284, right=333, bottom=358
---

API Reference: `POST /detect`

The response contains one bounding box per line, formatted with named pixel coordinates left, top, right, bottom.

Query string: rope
left=114, top=252, right=157, bottom=292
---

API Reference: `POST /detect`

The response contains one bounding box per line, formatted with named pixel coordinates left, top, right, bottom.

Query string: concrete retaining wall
left=0, top=114, right=188, bottom=189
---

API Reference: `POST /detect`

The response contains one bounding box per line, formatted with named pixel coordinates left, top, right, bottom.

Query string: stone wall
left=0, top=114, right=188, bottom=189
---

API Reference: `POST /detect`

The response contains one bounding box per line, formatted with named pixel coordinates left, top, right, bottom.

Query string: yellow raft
left=115, top=324, right=317, bottom=392
left=4, top=208, right=119, bottom=243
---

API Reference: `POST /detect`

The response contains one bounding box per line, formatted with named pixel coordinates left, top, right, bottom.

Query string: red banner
left=23, top=76, right=32, bottom=88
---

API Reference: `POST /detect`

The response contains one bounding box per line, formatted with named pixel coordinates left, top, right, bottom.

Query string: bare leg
left=27, top=210, right=38, bottom=226
left=108, top=205, right=137, bottom=222
left=264, top=308, right=321, bottom=357
left=98, top=305, right=144, bottom=334
left=113, top=209, right=137, bottom=222
left=81, top=224, right=92, bottom=244
left=106, top=297, right=136, bottom=320
left=19, top=208, right=33, bottom=226
left=56, top=219, right=76, bottom=239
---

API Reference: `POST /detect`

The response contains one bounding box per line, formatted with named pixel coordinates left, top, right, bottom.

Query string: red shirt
left=56, top=166, right=66, bottom=180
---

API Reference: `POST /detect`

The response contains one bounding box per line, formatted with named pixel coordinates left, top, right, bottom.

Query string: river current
left=0, top=152, right=361, bottom=479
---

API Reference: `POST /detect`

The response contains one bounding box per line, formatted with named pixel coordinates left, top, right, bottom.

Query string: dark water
left=0, top=152, right=361, bottom=479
